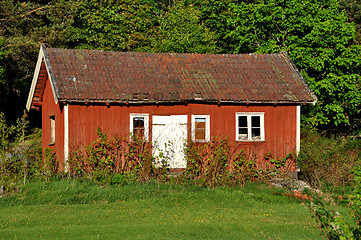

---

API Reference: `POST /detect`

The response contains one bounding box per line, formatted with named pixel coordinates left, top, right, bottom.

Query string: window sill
left=236, top=140, right=265, bottom=143
left=49, top=142, right=55, bottom=146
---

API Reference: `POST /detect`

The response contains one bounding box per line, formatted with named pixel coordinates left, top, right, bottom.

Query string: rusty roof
left=27, top=46, right=317, bottom=109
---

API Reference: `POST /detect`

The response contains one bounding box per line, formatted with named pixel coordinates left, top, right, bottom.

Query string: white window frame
left=130, top=113, right=149, bottom=141
left=50, top=115, right=55, bottom=145
left=236, top=112, right=265, bottom=141
left=191, top=115, right=210, bottom=142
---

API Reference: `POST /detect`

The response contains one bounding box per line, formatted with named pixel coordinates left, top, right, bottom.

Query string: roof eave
left=58, top=99, right=317, bottom=105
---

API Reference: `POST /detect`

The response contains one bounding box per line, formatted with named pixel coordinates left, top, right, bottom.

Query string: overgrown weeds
left=308, top=166, right=361, bottom=239
left=68, top=128, right=167, bottom=184
left=298, top=129, right=361, bottom=189
left=67, top=131, right=292, bottom=187
left=180, top=138, right=293, bottom=187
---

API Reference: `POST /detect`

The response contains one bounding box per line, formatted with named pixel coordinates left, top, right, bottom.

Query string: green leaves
left=224, top=0, right=361, bottom=132
left=66, top=0, right=159, bottom=51
left=153, top=1, right=217, bottom=53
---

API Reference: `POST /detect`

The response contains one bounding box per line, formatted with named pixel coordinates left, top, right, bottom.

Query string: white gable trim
left=296, top=105, right=301, bottom=155
left=64, top=104, right=69, bottom=172
left=26, top=45, right=58, bottom=111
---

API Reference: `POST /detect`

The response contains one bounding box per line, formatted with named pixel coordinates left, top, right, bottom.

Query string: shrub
left=0, top=128, right=42, bottom=190
left=298, top=129, right=361, bottom=189
left=310, top=166, right=361, bottom=239
left=180, top=137, right=293, bottom=187
left=68, top=128, right=166, bottom=184
left=110, top=173, right=127, bottom=186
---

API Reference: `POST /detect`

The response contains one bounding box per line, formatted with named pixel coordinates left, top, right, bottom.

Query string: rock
left=270, top=178, right=313, bottom=192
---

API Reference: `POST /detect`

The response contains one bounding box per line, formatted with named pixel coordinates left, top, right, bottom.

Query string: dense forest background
left=1, top=0, right=361, bottom=135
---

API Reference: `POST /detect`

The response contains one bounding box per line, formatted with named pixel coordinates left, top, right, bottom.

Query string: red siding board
left=65, top=103, right=297, bottom=169
left=41, top=73, right=65, bottom=169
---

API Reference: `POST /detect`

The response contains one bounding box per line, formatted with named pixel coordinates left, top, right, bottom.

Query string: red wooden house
left=26, top=45, right=316, bottom=172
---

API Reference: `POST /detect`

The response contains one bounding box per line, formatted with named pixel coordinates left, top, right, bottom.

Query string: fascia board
left=26, top=45, right=59, bottom=111
left=26, top=46, right=45, bottom=111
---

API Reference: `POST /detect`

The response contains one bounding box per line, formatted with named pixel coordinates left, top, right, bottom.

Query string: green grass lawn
left=0, top=180, right=322, bottom=239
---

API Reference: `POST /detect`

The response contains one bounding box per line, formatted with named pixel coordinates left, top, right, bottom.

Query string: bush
left=310, top=166, right=361, bottom=239
left=298, top=129, right=361, bottom=189
left=0, top=128, right=43, bottom=191
left=68, top=128, right=166, bottom=184
left=110, top=173, right=127, bottom=186
left=180, top=137, right=293, bottom=187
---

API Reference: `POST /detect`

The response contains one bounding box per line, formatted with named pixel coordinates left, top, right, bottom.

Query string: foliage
left=0, top=112, right=15, bottom=151
left=181, top=137, right=294, bottom=187
left=152, top=1, right=217, bottom=53
left=309, top=166, right=361, bottom=239
left=0, top=110, right=31, bottom=151
left=225, top=0, right=361, bottom=133
left=0, top=154, right=25, bottom=191
left=348, top=166, right=361, bottom=238
left=66, top=0, right=159, bottom=52
left=68, top=128, right=166, bottom=184
left=42, top=148, right=59, bottom=180
left=310, top=202, right=355, bottom=239
left=298, top=129, right=361, bottom=189
left=0, top=0, right=77, bottom=124
left=0, top=127, right=43, bottom=189
left=340, top=0, right=361, bottom=44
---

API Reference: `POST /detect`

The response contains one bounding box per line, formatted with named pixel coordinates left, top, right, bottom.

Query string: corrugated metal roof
left=41, top=46, right=317, bottom=104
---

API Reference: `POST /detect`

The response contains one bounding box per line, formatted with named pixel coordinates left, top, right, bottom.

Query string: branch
left=20, top=5, right=50, bottom=18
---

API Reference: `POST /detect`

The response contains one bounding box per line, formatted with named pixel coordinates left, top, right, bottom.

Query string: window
left=236, top=113, right=264, bottom=141
left=191, top=115, right=210, bottom=142
left=50, top=115, right=55, bottom=145
left=130, top=114, right=149, bottom=141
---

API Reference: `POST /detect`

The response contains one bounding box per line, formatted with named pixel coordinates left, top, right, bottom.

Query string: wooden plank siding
left=64, top=103, right=297, bottom=170
left=42, top=75, right=65, bottom=169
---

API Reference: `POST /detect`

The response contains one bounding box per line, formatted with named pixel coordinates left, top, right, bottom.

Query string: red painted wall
left=42, top=74, right=65, bottom=169
left=66, top=103, right=297, bottom=167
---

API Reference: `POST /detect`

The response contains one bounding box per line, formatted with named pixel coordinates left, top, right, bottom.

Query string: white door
left=152, top=115, right=187, bottom=168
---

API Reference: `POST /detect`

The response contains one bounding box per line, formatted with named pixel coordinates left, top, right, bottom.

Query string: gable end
left=26, top=45, right=59, bottom=111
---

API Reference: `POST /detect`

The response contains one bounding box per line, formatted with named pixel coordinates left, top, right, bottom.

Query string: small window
left=50, top=115, right=55, bottom=145
left=192, top=115, right=210, bottom=142
left=236, top=113, right=264, bottom=141
left=130, top=114, right=149, bottom=141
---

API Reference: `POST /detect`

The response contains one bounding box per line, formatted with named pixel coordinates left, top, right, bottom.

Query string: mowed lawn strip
left=0, top=181, right=321, bottom=239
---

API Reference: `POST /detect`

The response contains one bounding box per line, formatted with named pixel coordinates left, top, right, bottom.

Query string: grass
left=0, top=179, right=322, bottom=239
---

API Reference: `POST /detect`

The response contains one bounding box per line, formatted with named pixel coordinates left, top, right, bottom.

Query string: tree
left=226, top=0, right=361, bottom=133
left=0, top=0, right=77, bottom=124
left=340, top=0, right=361, bottom=44
left=66, top=0, right=160, bottom=51
left=152, top=1, right=217, bottom=53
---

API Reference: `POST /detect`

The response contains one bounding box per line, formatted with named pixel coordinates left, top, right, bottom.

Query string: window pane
left=50, top=116, right=55, bottom=144
left=251, top=116, right=260, bottom=127
left=133, top=117, right=144, bottom=128
left=195, top=117, right=206, bottom=141
left=195, top=129, right=206, bottom=140
left=252, top=128, right=261, bottom=139
left=133, top=117, right=145, bottom=139
left=238, top=128, right=248, bottom=140
left=195, top=118, right=206, bottom=123
left=195, top=121, right=206, bottom=129
left=239, top=116, right=247, bottom=127
left=134, top=128, right=145, bottom=138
